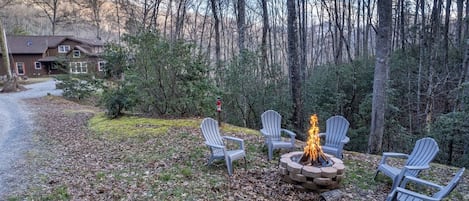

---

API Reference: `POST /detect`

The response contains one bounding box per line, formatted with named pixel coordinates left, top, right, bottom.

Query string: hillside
left=3, top=96, right=467, bottom=200
left=0, top=1, right=119, bottom=41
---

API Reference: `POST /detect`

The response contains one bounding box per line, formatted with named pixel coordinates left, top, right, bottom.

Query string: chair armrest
left=404, top=165, right=430, bottom=171
left=401, top=175, right=443, bottom=190
left=222, top=136, right=245, bottom=150
left=394, top=165, right=431, bottom=189
left=205, top=142, right=225, bottom=149
left=383, top=152, right=409, bottom=158
left=260, top=129, right=270, bottom=137
left=280, top=128, right=296, bottom=138
left=378, top=152, right=410, bottom=168
left=223, top=136, right=244, bottom=143
left=388, top=187, right=441, bottom=201
left=342, top=136, right=350, bottom=144
left=381, top=152, right=409, bottom=163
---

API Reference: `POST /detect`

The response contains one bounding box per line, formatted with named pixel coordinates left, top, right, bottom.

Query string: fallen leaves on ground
left=4, top=96, right=468, bottom=201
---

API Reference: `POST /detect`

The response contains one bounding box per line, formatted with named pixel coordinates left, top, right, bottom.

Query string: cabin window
left=58, top=45, right=71, bottom=53
left=16, top=62, right=25, bottom=75
left=35, top=62, right=41, bottom=69
left=98, top=61, right=106, bottom=71
left=73, top=50, right=81, bottom=58
left=70, top=62, right=88, bottom=74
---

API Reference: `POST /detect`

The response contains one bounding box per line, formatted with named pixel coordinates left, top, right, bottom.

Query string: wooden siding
left=0, top=54, right=49, bottom=77
left=46, top=39, right=81, bottom=56
left=1, top=37, right=103, bottom=78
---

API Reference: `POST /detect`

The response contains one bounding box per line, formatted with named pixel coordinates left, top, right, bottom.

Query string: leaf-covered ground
left=4, top=96, right=469, bottom=200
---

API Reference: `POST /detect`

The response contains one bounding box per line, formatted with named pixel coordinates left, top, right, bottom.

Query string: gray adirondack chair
left=374, top=137, right=439, bottom=190
left=386, top=167, right=465, bottom=201
left=318, top=115, right=350, bottom=159
left=260, top=110, right=296, bottom=161
left=200, top=117, right=246, bottom=176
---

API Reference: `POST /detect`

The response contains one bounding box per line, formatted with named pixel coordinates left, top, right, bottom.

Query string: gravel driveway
left=0, top=79, right=62, bottom=197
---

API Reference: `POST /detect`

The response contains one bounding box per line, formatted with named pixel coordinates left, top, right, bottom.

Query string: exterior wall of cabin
left=1, top=37, right=104, bottom=78
left=0, top=54, right=50, bottom=78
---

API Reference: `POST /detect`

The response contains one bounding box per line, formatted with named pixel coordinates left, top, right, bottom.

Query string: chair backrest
left=324, top=115, right=350, bottom=147
left=261, top=110, right=282, bottom=140
left=201, top=118, right=224, bottom=146
left=434, top=167, right=465, bottom=199
left=405, top=137, right=439, bottom=176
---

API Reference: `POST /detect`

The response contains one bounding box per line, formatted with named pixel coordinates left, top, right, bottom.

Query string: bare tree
left=163, top=0, right=173, bottom=37
left=31, top=0, right=62, bottom=35
left=236, top=0, right=245, bottom=52
left=260, top=0, right=269, bottom=75
left=174, top=0, right=187, bottom=40
left=210, top=0, right=222, bottom=86
left=74, top=0, right=106, bottom=39
left=368, top=0, right=392, bottom=154
left=0, top=18, right=17, bottom=92
left=456, top=0, right=464, bottom=46
left=287, top=0, right=304, bottom=136
left=0, top=0, right=15, bottom=9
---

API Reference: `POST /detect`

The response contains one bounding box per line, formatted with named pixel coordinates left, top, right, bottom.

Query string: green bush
left=55, top=75, right=102, bottom=100
left=430, top=112, right=469, bottom=167
left=100, top=84, right=136, bottom=119
left=119, top=33, right=216, bottom=117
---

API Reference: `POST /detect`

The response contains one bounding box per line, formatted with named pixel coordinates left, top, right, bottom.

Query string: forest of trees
left=1, top=0, right=469, bottom=168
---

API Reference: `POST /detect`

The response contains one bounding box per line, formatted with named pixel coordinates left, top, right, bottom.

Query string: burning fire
left=300, top=114, right=329, bottom=166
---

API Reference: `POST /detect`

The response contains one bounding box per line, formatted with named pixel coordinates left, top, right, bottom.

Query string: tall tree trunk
left=236, top=0, right=247, bottom=127
left=113, top=0, right=120, bottom=44
left=198, top=0, right=210, bottom=55
left=368, top=0, right=392, bottom=154
left=210, top=0, right=222, bottom=86
left=0, top=18, right=17, bottom=92
left=287, top=0, right=304, bottom=137
left=363, top=0, right=371, bottom=58
left=461, top=0, right=469, bottom=111
left=51, top=0, right=58, bottom=35
left=163, top=0, right=172, bottom=38
left=333, top=0, right=343, bottom=65
left=260, top=0, right=269, bottom=77
left=417, top=0, right=426, bottom=132
left=399, top=0, right=405, bottom=49
left=425, top=0, right=442, bottom=132
left=174, top=0, right=187, bottom=40
left=413, top=0, right=420, bottom=44
left=0, top=19, right=11, bottom=80
left=84, top=0, right=105, bottom=39
left=237, top=0, right=246, bottom=53
left=300, top=0, right=307, bottom=82
left=443, top=0, right=451, bottom=69
left=355, top=0, right=361, bottom=57
left=149, top=0, right=162, bottom=30
left=457, top=0, right=464, bottom=46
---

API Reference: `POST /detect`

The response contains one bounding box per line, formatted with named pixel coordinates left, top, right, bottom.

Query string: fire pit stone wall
left=279, top=151, right=345, bottom=192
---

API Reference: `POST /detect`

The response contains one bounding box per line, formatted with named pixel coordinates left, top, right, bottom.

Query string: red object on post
left=216, top=97, right=222, bottom=126
left=216, top=98, right=222, bottom=112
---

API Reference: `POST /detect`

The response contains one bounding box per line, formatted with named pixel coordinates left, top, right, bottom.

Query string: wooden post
left=216, top=97, right=222, bottom=127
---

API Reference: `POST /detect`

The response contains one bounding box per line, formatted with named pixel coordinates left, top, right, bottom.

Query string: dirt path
left=0, top=79, right=62, bottom=197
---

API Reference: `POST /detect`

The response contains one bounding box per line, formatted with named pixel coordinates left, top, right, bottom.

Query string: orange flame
left=303, top=114, right=326, bottom=162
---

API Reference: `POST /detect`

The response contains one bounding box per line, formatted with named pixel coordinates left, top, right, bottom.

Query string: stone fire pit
left=279, top=151, right=345, bottom=192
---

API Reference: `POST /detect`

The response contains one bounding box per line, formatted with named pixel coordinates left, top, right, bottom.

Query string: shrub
left=100, top=84, right=136, bottom=118
left=55, top=75, right=102, bottom=100
left=118, top=32, right=216, bottom=117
